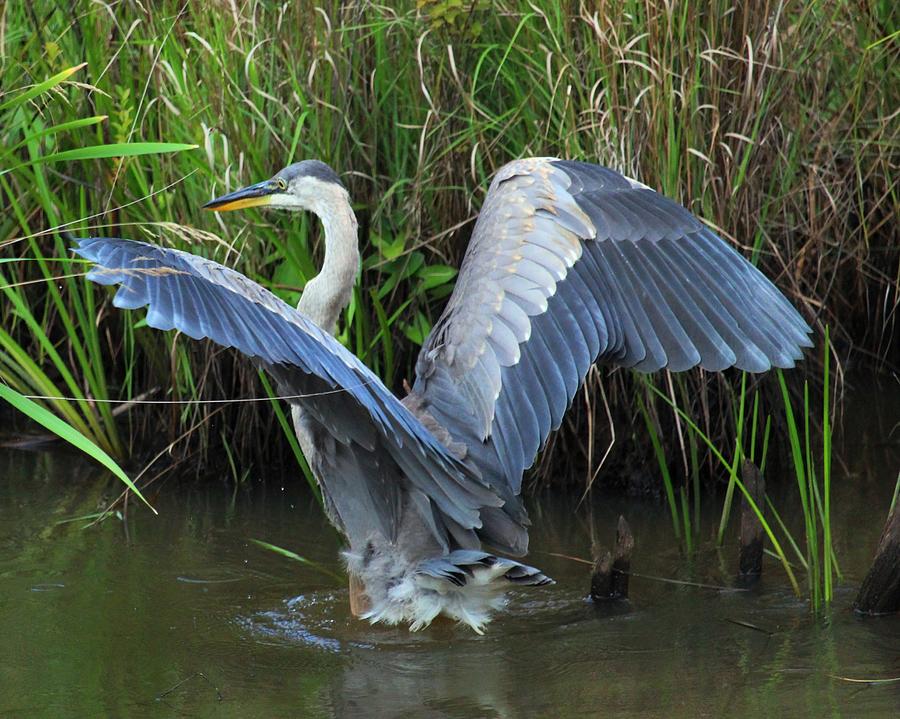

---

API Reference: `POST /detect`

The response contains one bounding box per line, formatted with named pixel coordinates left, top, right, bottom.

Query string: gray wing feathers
left=412, top=158, right=813, bottom=534
left=74, top=237, right=502, bottom=548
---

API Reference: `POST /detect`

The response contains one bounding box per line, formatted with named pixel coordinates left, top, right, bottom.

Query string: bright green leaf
left=0, top=62, right=86, bottom=112
left=0, top=383, right=157, bottom=515
left=418, top=264, right=457, bottom=290
left=6, top=115, right=108, bottom=155
left=2, top=142, right=198, bottom=175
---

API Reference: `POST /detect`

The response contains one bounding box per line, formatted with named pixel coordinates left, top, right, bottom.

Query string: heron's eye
left=276, top=178, right=287, bottom=191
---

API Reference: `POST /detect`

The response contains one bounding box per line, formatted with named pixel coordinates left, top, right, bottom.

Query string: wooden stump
left=854, top=500, right=900, bottom=615
left=738, top=459, right=765, bottom=581
left=590, top=515, right=634, bottom=601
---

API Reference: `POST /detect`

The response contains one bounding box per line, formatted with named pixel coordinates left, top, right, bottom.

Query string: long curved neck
left=296, top=188, right=359, bottom=335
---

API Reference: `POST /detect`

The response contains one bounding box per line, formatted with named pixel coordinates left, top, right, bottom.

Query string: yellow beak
left=203, top=180, right=276, bottom=212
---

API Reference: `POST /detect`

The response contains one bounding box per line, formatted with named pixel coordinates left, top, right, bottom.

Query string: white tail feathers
left=345, top=548, right=553, bottom=633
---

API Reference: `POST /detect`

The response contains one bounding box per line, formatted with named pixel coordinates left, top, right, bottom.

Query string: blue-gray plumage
left=74, top=157, right=812, bottom=632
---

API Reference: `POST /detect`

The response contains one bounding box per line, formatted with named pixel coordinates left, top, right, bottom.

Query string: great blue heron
left=74, top=157, right=812, bottom=632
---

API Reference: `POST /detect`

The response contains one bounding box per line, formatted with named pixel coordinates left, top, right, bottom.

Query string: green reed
left=775, top=326, right=840, bottom=609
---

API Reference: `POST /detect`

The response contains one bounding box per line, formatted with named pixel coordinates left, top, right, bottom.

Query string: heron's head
left=203, top=160, right=346, bottom=215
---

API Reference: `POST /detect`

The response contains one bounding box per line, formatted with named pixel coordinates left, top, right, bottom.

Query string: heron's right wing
left=74, top=237, right=502, bottom=548
left=410, top=158, right=812, bottom=553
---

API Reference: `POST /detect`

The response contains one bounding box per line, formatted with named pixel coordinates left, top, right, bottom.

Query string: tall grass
left=1, top=2, right=896, bottom=497
left=644, top=328, right=841, bottom=607
left=0, top=60, right=194, bottom=459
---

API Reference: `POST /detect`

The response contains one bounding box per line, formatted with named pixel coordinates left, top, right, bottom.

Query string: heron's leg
left=348, top=573, right=370, bottom=616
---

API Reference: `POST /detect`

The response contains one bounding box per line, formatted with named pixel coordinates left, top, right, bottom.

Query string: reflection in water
left=1, top=376, right=898, bottom=717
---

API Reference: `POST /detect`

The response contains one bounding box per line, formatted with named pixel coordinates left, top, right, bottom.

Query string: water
left=1, top=379, right=898, bottom=717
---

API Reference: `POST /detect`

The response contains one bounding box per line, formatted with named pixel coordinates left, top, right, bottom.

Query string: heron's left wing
left=74, top=237, right=501, bottom=547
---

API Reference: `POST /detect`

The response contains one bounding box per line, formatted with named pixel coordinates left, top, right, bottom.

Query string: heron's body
left=75, top=157, right=812, bottom=632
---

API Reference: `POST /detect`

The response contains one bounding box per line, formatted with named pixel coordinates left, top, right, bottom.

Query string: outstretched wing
left=74, top=237, right=502, bottom=549
left=411, top=158, right=813, bottom=549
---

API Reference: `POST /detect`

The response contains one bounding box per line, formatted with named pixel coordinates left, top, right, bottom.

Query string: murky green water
left=2, top=379, right=898, bottom=717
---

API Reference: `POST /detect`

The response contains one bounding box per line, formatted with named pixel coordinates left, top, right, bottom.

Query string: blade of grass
left=0, top=383, right=156, bottom=514
left=249, top=538, right=343, bottom=581
left=0, top=63, right=87, bottom=112
left=637, top=387, right=681, bottom=540
left=2, top=142, right=198, bottom=175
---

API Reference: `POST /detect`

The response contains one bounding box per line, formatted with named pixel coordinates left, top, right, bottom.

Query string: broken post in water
left=590, top=515, right=634, bottom=601
left=738, top=459, right=765, bottom=581
left=855, top=488, right=900, bottom=615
